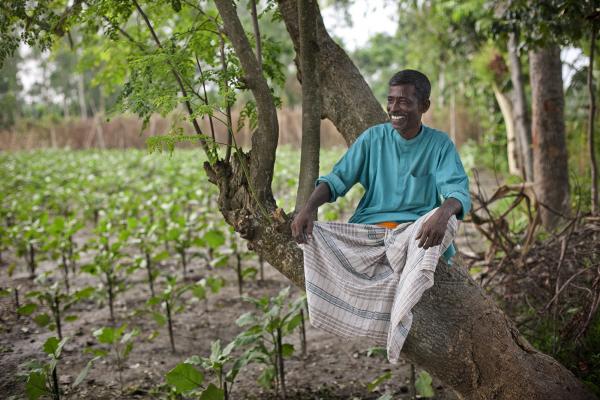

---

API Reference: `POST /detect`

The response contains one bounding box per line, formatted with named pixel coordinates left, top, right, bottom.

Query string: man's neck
left=396, top=124, right=422, bottom=140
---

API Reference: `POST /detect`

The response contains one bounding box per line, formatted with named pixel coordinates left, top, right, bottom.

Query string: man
left=291, top=69, right=471, bottom=363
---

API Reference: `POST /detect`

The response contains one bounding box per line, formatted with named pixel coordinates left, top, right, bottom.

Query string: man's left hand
left=415, top=208, right=451, bottom=249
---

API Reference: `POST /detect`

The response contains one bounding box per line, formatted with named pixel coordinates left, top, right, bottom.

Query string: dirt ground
left=0, top=236, right=461, bottom=400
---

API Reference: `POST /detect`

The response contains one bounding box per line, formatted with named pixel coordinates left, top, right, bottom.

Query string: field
left=0, top=148, right=460, bottom=399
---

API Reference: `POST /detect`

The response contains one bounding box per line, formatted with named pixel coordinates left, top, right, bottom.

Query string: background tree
left=0, top=53, right=23, bottom=129
left=492, top=0, right=600, bottom=225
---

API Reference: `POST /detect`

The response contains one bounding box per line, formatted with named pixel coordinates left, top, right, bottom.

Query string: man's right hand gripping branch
left=291, top=183, right=331, bottom=244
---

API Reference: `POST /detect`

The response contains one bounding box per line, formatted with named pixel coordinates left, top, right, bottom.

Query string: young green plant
left=234, top=288, right=306, bottom=398
left=90, top=324, right=139, bottom=393
left=18, top=274, right=94, bottom=340
left=22, top=336, right=68, bottom=400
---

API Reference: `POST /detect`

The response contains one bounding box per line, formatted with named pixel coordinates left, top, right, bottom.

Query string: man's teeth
left=391, top=115, right=405, bottom=120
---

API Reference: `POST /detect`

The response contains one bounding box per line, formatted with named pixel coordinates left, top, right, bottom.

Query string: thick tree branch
left=294, top=0, right=320, bottom=212
left=277, top=0, right=387, bottom=145
left=214, top=0, right=279, bottom=205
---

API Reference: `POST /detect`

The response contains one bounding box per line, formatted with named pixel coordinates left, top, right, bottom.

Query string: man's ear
left=420, top=99, right=431, bottom=113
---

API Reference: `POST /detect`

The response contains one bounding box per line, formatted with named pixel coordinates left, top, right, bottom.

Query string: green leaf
left=257, top=365, right=276, bottom=389
left=147, top=296, right=162, bottom=306
left=191, top=284, right=206, bottom=300
left=0, top=288, right=10, bottom=297
left=222, top=340, right=236, bottom=357
left=165, top=363, right=204, bottom=393
left=122, top=341, right=134, bottom=359
left=206, top=276, right=224, bottom=293
left=280, top=343, right=294, bottom=358
left=152, top=312, right=167, bottom=326
left=367, top=371, right=392, bottom=392
left=18, top=303, right=38, bottom=316
left=73, top=357, right=99, bottom=387
left=199, top=383, right=225, bottom=400
left=154, top=250, right=170, bottom=262
left=121, top=328, right=139, bottom=344
left=93, top=327, right=115, bottom=344
left=88, top=348, right=109, bottom=357
left=236, top=312, right=255, bottom=327
left=284, top=313, right=303, bottom=333
left=241, top=266, right=257, bottom=280
left=203, top=230, right=225, bottom=249
left=415, top=371, right=435, bottom=398
left=211, top=254, right=229, bottom=268
left=25, top=371, right=49, bottom=400
left=366, top=346, right=387, bottom=358
left=43, top=337, right=60, bottom=356
left=210, top=340, right=222, bottom=359
left=74, top=286, right=95, bottom=300
left=33, top=313, right=51, bottom=327
left=64, top=315, right=78, bottom=322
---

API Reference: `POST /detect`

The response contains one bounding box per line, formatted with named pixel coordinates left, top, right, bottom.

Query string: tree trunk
left=492, top=84, right=519, bottom=176
left=529, top=45, right=570, bottom=229
left=588, top=22, right=598, bottom=215
left=205, top=1, right=595, bottom=398
left=77, top=73, right=87, bottom=119
left=295, top=0, right=321, bottom=212
left=507, top=32, right=533, bottom=182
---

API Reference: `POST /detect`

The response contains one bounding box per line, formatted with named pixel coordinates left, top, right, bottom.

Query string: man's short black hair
left=388, top=70, right=431, bottom=104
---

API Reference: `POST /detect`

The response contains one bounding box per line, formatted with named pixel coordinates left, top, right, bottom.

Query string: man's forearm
left=302, top=182, right=331, bottom=213
left=438, top=197, right=462, bottom=219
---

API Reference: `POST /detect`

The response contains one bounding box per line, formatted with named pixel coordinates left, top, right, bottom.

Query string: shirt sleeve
left=436, top=140, right=471, bottom=220
left=316, top=132, right=370, bottom=202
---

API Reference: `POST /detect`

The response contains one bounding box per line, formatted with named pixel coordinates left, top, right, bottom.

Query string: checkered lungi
left=301, top=208, right=457, bottom=363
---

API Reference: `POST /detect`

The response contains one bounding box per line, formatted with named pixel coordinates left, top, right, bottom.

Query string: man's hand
left=415, top=198, right=462, bottom=249
left=291, top=208, right=315, bottom=244
left=292, top=183, right=331, bottom=244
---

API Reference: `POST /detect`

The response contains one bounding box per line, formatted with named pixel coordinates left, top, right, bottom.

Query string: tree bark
left=77, top=73, right=87, bottom=119
left=295, top=0, right=321, bottom=212
left=406, top=260, right=594, bottom=400
left=492, top=84, right=519, bottom=176
left=529, top=45, right=570, bottom=229
left=588, top=22, right=598, bottom=215
left=207, top=1, right=594, bottom=398
left=507, top=32, right=533, bottom=182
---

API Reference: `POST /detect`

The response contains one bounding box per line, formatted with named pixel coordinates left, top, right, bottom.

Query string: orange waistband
left=377, top=221, right=399, bottom=229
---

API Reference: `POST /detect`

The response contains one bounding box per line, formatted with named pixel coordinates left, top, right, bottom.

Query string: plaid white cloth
left=301, top=208, right=457, bottom=363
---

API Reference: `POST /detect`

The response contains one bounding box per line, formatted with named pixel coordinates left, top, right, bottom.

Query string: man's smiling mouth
left=390, top=115, right=406, bottom=121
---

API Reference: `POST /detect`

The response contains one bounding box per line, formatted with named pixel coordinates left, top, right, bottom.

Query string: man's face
left=387, top=84, right=429, bottom=136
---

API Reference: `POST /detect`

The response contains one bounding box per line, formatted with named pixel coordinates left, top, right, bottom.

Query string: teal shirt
left=317, top=123, right=471, bottom=262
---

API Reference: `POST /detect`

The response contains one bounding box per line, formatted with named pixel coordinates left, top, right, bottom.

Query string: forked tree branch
left=214, top=0, right=279, bottom=205
left=276, top=0, right=387, bottom=145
